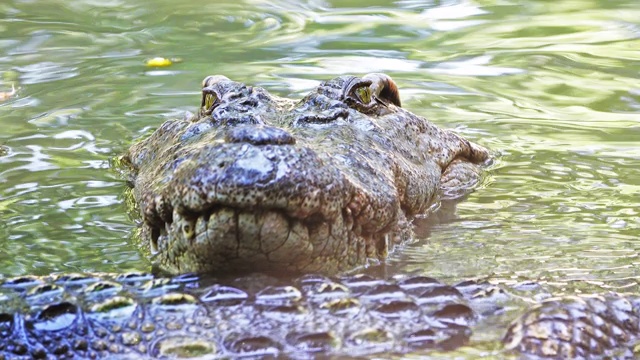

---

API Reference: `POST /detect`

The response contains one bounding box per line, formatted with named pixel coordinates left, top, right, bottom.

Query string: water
left=0, top=0, right=639, bottom=300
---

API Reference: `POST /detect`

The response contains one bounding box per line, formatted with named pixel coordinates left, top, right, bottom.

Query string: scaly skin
left=504, top=294, right=640, bottom=359
left=2, top=273, right=640, bottom=359
left=0, top=273, right=495, bottom=359
left=122, top=74, right=490, bottom=275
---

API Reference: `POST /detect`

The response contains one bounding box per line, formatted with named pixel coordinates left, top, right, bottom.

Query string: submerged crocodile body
left=0, top=273, right=494, bottom=359
left=1, top=74, right=639, bottom=359
left=1, top=273, right=639, bottom=359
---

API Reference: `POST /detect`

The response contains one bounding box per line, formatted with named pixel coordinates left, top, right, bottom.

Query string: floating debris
left=0, top=83, right=16, bottom=101
left=146, top=57, right=182, bottom=67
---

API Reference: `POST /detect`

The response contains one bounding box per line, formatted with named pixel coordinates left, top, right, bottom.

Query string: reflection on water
left=0, top=0, right=639, bottom=303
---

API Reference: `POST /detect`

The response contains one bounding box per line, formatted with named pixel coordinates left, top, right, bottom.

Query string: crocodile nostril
left=224, top=125, right=296, bottom=146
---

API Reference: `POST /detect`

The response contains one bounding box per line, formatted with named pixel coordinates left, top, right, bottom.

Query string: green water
left=0, top=0, right=639, bottom=300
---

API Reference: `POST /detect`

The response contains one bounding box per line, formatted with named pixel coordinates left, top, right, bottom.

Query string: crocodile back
left=0, top=273, right=496, bottom=359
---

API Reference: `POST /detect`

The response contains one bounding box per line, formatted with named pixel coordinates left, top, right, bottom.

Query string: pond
left=0, top=0, right=639, bottom=345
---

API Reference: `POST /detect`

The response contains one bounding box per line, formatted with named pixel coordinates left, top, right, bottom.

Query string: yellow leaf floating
left=146, top=57, right=173, bottom=67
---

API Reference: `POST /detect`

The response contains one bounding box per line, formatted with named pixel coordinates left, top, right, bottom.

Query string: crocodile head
left=123, top=74, right=490, bottom=275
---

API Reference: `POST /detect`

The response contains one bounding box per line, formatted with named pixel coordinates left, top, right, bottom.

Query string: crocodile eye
left=355, top=87, right=372, bottom=104
left=343, top=73, right=402, bottom=112
left=202, top=91, right=218, bottom=114
left=200, top=87, right=223, bottom=116
left=200, top=75, right=230, bottom=115
left=362, top=73, right=401, bottom=107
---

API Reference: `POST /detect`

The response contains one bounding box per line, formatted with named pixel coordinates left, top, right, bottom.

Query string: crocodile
left=2, top=74, right=639, bottom=359
left=122, top=73, right=491, bottom=275
left=1, top=272, right=639, bottom=359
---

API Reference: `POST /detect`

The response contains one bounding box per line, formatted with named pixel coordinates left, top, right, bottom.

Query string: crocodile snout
left=224, top=125, right=296, bottom=146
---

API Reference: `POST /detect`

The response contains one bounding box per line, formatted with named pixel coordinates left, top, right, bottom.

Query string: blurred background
left=0, top=0, right=639, bottom=298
